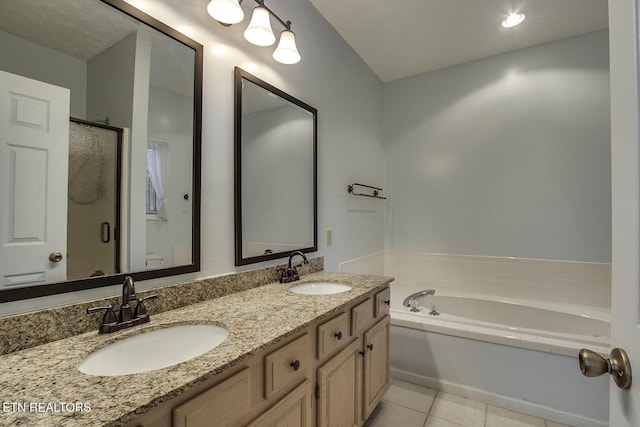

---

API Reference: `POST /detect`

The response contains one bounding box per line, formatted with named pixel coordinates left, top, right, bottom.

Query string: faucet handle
left=134, top=294, right=158, bottom=317
left=87, top=305, right=117, bottom=325
left=280, top=267, right=296, bottom=283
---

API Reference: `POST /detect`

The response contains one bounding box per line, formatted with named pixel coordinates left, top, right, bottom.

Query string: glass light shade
left=273, top=30, right=301, bottom=64
left=207, top=0, right=244, bottom=25
left=244, top=7, right=275, bottom=46
left=501, top=13, right=525, bottom=28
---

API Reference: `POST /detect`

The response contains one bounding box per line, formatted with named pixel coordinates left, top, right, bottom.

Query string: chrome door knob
left=48, top=252, right=63, bottom=263
left=579, top=348, right=632, bottom=389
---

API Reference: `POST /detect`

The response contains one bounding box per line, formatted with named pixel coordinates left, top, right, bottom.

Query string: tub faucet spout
left=403, top=289, right=436, bottom=312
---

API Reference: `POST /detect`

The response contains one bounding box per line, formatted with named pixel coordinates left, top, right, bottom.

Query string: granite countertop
left=0, top=271, right=393, bottom=426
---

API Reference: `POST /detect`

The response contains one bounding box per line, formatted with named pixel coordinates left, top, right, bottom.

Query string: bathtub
left=389, top=286, right=610, bottom=427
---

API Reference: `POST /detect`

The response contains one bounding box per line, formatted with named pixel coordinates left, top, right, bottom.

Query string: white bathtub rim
left=390, top=368, right=608, bottom=427
left=390, top=311, right=610, bottom=358
left=391, top=308, right=610, bottom=348
left=391, top=286, right=610, bottom=321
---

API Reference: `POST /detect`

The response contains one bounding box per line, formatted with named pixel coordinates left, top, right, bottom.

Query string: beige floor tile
left=424, top=416, right=465, bottom=427
left=546, top=421, right=574, bottom=427
left=429, top=392, right=486, bottom=427
left=486, top=406, right=545, bottom=427
left=364, top=400, right=427, bottom=427
left=382, top=380, right=437, bottom=414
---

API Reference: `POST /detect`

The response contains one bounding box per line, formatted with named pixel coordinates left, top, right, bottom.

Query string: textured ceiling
left=0, top=0, right=194, bottom=98
left=0, top=0, right=139, bottom=60
left=309, top=0, right=609, bottom=82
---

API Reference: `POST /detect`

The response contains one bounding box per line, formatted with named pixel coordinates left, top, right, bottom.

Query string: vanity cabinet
left=173, top=368, right=253, bottom=427
left=316, top=288, right=390, bottom=427
left=316, top=338, right=363, bottom=427
left=362, top=317, right=390, bottom=419
left=123, top=286, right=390, bottom=427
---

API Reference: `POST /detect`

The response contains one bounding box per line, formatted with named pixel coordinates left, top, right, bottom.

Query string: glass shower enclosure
left=67, top=118, right=122, bottom=280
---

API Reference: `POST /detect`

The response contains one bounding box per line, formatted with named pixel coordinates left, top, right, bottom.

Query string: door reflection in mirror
left=0, top=0, right=202, bottom=302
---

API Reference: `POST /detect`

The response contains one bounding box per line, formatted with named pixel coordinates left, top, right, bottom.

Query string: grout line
left=421, top=390, right=437, bottom=427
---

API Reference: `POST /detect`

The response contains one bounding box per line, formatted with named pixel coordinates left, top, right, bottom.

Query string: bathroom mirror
left=0, top=0, right=202, bottom=302
left=234, top=67, right=317, bottom=265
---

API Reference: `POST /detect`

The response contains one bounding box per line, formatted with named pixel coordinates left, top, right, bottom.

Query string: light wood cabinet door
left=173, top=368, right=252, bottom=427
left=362, top=316, right=390, bottom=420
left=316, top=338, right=362, bottom=427
left=247, top=381, right=313, bottom=427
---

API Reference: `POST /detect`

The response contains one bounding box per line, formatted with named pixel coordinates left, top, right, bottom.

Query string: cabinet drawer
left=317, top=312, right=349, bottom=359
left=264, top=333, right=311, bottom=400
left=351, top=298, right=374, bottom=336
left=173, top=368, right=251, bottom=427
left=375, top=287, right=391, bottom=318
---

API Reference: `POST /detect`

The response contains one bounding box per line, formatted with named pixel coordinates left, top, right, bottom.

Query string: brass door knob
left=579, top=348, right=632, bottom=389
left=49, top=252, right=63, bottom=263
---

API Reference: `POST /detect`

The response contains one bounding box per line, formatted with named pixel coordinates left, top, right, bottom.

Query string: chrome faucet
left=87, top=276, right=158, bottom=334
left=280, top=251, right=309, bottom=283
left=402, top=289, right=435, bottom=312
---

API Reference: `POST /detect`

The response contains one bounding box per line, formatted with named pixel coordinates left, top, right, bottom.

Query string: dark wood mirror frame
left=0, top=0, right=203, bottom=303
left=234, top=67, right=317, bottom=266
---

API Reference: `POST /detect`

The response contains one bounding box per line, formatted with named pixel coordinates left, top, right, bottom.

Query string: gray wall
left=86, top=32, right=137, bottom=129
left=242, top=105, right=314, bottom=250
left=0, top=31, right=87, bottom=118
left=175, top=0, right=386, bottom=274
left=383, top=30, right=611, bottom=262
left=0, top=0, right=386, bottom=314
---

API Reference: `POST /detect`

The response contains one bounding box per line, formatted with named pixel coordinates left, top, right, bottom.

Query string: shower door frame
left=69, top=117, right=123, bottom=276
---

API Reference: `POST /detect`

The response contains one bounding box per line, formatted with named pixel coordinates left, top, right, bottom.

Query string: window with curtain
left=146, top=139, right=168, bottom=219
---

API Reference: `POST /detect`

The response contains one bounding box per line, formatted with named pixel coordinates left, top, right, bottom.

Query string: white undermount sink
left=78, top=324, right=228, bottom=376
left=288, top=282, right=352, bottom=295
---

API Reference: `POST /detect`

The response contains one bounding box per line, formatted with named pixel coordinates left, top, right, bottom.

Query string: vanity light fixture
left=501, top=12, right=526, bottom=28
left=244, top=6, right=276, bottom=46
left=207, top=0, right=301, bottom=64
left=207, top=0, right=245, bottom=24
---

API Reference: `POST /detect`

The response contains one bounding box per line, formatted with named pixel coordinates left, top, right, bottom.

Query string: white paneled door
left=608, top=0, right=640, bottom=425
left=0, top=70, right=70, bottom=288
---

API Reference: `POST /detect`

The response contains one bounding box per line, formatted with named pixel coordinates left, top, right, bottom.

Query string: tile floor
left=363, top=379, right=573, bottom=427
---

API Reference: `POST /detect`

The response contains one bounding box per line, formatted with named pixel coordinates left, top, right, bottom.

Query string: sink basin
left=78, top=324, right=228, bottom=376
left=288, top=282, right=352, bottom=295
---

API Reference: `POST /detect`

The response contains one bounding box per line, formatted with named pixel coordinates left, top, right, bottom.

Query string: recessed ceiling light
left=501, top=13, right=526, bottom=28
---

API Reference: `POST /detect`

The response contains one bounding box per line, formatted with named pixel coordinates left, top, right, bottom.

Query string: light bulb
left=244, top=7, right=275, bottom=46
left=273, top=30, right=300, bottom=64
left=207, top=0, right=244, bottom=25
left=501, top=13, right=526, bottom=28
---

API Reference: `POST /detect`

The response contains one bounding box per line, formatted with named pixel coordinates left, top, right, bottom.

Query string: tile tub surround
left=0, top=271, right=393, bottom=426
left=385, top=252, right=611, bottom=309
left=0, top=257, right=324, bottom=355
